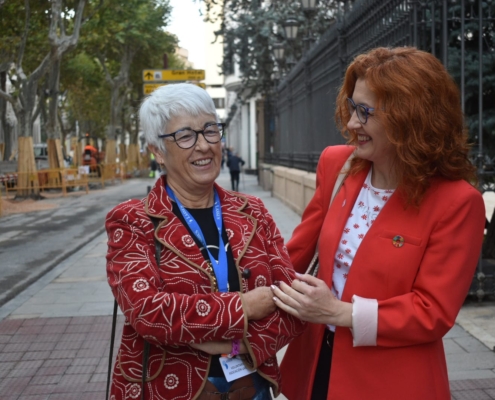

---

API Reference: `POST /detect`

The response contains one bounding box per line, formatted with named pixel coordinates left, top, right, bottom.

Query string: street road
left=0, top=178, right=151, bottom=307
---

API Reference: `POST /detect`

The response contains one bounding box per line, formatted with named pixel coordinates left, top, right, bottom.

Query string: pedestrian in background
left=272, top=46, right=485, bottom=400
left=149, top=152, right=158, bottom=178
left=227, top=150, right=245, bottom=191
left=105, top=83, right=305, bottom=400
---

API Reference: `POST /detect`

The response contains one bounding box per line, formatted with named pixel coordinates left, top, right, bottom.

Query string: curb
left=0, top=226, right=106, bottom=316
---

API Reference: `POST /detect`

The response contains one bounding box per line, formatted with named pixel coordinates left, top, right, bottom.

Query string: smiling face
left=347, top=78, right=395, bottom=170
left=151, top=113, right=222, bottom=196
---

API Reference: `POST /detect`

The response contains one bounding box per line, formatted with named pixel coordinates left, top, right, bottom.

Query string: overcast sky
left=167, top=0, right=206, bottom=69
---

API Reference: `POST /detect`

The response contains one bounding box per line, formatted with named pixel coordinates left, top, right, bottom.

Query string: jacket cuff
left=351, top=295, right=378, bottom=346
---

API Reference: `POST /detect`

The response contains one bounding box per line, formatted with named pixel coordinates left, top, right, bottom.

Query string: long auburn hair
left=335, top=46, right=477, bottom=206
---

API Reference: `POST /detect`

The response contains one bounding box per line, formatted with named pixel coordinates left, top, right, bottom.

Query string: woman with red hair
left=272, top=47, right=485, bottom=400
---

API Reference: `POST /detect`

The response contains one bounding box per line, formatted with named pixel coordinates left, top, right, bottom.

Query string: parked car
left=34, top=143, right=49, bottom=170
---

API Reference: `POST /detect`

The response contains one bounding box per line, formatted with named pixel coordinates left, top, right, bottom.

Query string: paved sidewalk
left=0, top=169, right=494, bottom=399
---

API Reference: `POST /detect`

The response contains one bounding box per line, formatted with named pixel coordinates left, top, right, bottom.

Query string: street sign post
left=143, top=82, right=206, bottom=95
left=142, top=69, right=205, bottom=82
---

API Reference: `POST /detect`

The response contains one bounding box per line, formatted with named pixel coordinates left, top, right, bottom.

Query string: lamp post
left=301, top=0, right=318, bottom=16
left=283, top=18, right=300, bottom=69
left=301, top=0, right=319, bottom=51
left=283, top=18, right=300, bottom=41
left=273, top=42, right=285, bottom=64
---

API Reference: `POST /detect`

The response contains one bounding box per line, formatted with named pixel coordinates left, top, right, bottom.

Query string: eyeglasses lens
left=347, top=98, right=366, bottom=124
left=175, top=124, right=223, bottom=149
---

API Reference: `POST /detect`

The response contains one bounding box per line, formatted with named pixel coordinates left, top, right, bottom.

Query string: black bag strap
left=105, top=300, right=118, bottom=400
left=106, top=216, right=162, bottom=400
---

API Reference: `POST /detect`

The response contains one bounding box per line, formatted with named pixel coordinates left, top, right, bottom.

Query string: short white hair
left=139, top=83, right=218, bottom=153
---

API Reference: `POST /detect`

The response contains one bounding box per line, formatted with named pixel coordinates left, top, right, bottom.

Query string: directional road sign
left=143, top=69, right=205, bottom=82
left=143, top=82, right=206, bottom=95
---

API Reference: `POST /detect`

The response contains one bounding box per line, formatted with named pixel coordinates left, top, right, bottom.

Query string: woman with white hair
left=105, top=83, right=305, bottom=400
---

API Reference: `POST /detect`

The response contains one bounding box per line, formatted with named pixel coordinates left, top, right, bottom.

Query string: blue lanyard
left=166, top=185, right=229, bottom=292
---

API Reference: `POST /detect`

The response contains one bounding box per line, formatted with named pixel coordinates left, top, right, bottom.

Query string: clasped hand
left=271, top=273, right=352, bottom=327
left=190, top=286, right=276, bottom=355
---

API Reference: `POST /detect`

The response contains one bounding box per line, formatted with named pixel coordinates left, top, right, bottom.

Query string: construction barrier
left=2, top=168, right=89, bottom=196
left=83, top=163, right=126, bottom=189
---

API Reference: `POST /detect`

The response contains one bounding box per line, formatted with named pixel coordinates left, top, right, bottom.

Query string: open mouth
left=358, top=135, right=371, bottom=142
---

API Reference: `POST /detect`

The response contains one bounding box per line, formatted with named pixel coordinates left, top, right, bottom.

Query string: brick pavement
left=0, top=169, right=494, bottom=399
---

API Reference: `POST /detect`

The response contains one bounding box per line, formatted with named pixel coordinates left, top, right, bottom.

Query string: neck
left=371, top=164, right=398, bottom=190
left=167, top=180, right=214, bottom=209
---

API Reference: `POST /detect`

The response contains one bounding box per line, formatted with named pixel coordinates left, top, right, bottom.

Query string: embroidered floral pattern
left=164, top=374, right=179, bottom=389
left=182, top=235, right=195, bottom=247
left=114, top=229, right=124, bottom=243
left=196, top=299, right=211, bottom=317
left=128, top=383, right=141, bottom=399
left=226, top=229, right=234, bottom=240
left=133, top=279, right=149, bottom=292
left=255, top=276, right=267, bottom=287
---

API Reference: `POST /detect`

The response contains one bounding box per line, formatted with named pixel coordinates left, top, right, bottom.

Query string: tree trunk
left=17, top=136, right=41, bottom=199
left=46, top=59, right=63, bottom=169
left=105, top=139, right=117, bottom=164
left=47, top=138, right=63, bottom=169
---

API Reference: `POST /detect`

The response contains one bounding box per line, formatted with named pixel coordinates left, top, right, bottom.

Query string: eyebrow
left=176, top=121, right=218, bottom=130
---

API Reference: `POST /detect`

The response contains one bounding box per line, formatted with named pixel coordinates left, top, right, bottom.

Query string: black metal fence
left=264, top=0, right=495, bottom=171
left=262, top=0, right=495, bottom=299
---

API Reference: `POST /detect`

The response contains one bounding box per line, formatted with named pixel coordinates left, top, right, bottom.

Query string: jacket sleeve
left=106, top=203, right=246, bottom=347
left=376, top=186, right=485, bottom=347
left=242, top=198, right=307, bottom=368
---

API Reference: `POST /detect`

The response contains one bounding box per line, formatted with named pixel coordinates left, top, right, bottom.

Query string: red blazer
left=280, top=145, right=485, bottom=400
left=106, top=177, right=305, bottom=399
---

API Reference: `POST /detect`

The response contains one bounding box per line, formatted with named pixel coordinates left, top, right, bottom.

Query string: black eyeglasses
left=347, top=98, right=375, bottom=124
left=158, top=122, right=225, bottom=149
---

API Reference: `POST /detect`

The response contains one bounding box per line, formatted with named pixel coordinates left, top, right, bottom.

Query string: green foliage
left=0, top=1, right=51, bottom=72
left=421, top=1, right=495, bottom=156
left=61, top=52, right=110, bottom=138
left=198, top=0, right=340, bottom=99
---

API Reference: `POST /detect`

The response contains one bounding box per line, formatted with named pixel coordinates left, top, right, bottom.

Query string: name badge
left=219, top=356, right=256, bottom=382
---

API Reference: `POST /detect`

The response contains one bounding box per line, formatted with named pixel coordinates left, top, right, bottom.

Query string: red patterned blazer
left=105, top=176, right=305, bottom=400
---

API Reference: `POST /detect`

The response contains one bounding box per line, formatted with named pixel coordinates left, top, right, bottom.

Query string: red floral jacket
left=105, top=176, right=305, bottom=399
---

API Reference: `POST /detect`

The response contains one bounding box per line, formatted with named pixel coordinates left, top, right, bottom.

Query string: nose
left=347, top=108, right=362, bottom=131
left=194, top=131, right=210, bottom=150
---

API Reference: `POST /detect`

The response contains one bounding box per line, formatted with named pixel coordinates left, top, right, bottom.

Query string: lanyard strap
left=166, top=185, right=229, bottom=292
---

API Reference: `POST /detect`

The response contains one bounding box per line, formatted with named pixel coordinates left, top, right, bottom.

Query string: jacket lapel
left=216, top=186, right=256, bottom=269
left=145, top=177, right=255, bottom=276
left=318, top=167, right=369, bottom=285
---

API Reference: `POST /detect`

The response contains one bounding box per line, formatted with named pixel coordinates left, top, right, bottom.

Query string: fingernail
left=273, top=297, right=278, bottom=302
left=273, top=280, right=280, bottom=286
left=295, top=272, right=303, bottom=277
left=270, top=285, right=277, bottom=290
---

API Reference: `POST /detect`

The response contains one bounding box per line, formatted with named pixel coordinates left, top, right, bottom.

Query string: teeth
left=193, top=159, right=211, bottom=166
left=358, top=135, right=370, bottom=141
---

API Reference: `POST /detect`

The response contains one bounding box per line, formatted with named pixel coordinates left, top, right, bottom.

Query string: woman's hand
left=271, top=273, right=353, bottom=327
left=190, top=340, right=247, bottom=355
left=241, top=286, right=277, bottom=320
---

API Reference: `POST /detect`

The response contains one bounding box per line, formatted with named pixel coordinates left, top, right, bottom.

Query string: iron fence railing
left=263, top=0, right=495, bottom=300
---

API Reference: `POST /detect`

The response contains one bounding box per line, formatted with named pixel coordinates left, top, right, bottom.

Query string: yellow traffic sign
left=143, top=82, right=206, bottom=95
left=143, top=69, right=205, bottom=81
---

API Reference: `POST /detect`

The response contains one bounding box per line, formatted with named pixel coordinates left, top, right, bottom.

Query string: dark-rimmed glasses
left=347, top=98, right=375, bottom=124
left=158, top=122, right=225, bottom=149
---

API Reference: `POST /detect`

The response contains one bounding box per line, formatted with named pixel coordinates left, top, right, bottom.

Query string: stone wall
left=259, top=163, right=316, bottom=216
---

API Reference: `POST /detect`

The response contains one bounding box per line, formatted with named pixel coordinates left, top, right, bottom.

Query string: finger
left=295, top=272, right=323, bottom=286
left=272, top=295, right=301, bottom=318
left=271, top=284, right=304, bottom=310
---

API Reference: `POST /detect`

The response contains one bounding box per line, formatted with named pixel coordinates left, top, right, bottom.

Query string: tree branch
left=82, top=0, right=104, bottom=24
left=0, top=88, right=15, bottom=105
left=29, top=53, right=52, bottom=83
left=96, top=53, right=114, bottom=86
left=17, top=0, right=30, bottom=69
